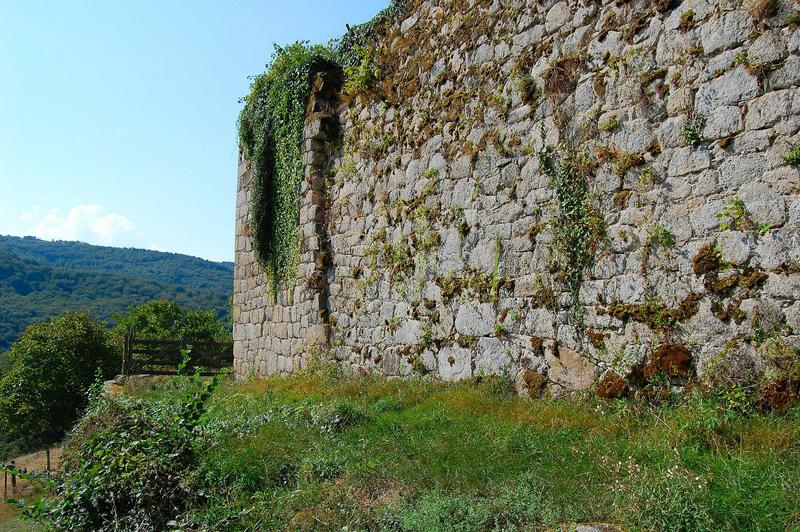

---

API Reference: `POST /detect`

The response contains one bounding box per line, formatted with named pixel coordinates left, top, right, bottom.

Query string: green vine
left=239, top=43, right=336, bottom=293
left=334, top=0, right=406, bottom=68
left=539, top=139, right=605, bottom=324
left=342, top=45, right=379, bottom=95
left=238, top=2, right=409, bottom=293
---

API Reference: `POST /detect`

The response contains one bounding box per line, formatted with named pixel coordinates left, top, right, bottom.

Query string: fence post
left=46, top=447, right=51, bottom=473
left=122, top=326, right=133, bottom=377
left=4, top=468, right=7, bottom=499
left=10, top=460, right=15, bottom=494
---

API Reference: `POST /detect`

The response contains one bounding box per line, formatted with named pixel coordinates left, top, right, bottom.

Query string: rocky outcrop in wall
left=235, top=0, right=800, bottom=396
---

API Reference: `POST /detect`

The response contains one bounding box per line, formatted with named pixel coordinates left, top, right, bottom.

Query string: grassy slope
left=122, top=372, right=800, bottom=530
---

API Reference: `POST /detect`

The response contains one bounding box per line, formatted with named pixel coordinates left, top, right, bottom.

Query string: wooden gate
left=121, top=328, right=233, bottom=376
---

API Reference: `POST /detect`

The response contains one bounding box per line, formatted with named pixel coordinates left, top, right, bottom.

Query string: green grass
left=0, top=516, right=45, bottom=531
left=109, top=369, right=800, bottom=530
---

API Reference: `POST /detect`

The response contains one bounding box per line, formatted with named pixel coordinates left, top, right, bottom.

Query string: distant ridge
left=0, top=235, right=232, bottom=351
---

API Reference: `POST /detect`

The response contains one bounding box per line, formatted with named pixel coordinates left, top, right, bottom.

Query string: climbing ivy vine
left=539, top=141, right=605, bottom=325
left=238, top=1, right=408, bottom=293
left=238, top=43, right=335, bottom=293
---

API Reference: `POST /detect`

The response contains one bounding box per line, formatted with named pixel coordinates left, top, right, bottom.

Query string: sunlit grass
left=118, top=369, right=800, bottom=530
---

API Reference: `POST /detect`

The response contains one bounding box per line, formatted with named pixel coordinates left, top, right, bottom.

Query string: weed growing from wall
left=683, top=113, right=706, bottom=147
left=641, top=224, right=675, bottom=277
left=716, top=197, right=771, bottom=237
left=783, top=145, right=800, bottom=165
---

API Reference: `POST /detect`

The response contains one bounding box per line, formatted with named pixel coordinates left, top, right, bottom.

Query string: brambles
left=30, top=364, right=225, bottom=530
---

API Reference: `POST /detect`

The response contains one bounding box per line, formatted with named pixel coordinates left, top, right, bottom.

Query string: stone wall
left=235, top=0, right=800, bottom=395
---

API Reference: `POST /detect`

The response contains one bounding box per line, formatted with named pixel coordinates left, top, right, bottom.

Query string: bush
left=33, top=397, right=195, bottom=531
left=0, top=311, right=118, bottom=441
left=28, top=366, right=224, bottom=531
left=112, top=299, right=230, bottom=343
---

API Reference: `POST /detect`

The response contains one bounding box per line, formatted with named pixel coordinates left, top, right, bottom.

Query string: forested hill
left=0, top=236, right=233, bottom=351
left=0, top=235, right=233, bottom=290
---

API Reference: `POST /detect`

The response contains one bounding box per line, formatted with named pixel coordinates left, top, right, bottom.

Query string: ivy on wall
left=238, top=43, right=336, bottom=293
left=539, top=142, right=605, bottom=325
left=335, top=0, right=406, bottom=68
left=238, top=1, right=408, bottom=293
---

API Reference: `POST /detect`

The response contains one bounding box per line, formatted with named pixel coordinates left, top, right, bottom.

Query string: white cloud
left=18, top=205, right=40, bottom=222
left=27, top=204, right=145, bottom=247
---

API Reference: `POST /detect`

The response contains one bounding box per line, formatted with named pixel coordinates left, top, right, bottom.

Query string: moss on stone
left=692, top=243, right=722, bottom=276
left=601, top=294, right=701, bottom=330
left=596, top=372, right=629, bottom=399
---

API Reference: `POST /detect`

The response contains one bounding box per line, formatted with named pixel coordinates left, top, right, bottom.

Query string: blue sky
left=0, top=0, right=387, bottom=262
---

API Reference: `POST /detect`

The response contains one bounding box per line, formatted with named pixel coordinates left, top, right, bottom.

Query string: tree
left=112, top=299, right=230, bottom=343
left=0, top=311, right=119, bottom=440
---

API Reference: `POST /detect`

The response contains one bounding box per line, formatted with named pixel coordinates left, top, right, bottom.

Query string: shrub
left=32, top=396, right=195, bottom=531
left=0, top=311, right=118, bottom=442
left=28, top=365, right=224, bottom=530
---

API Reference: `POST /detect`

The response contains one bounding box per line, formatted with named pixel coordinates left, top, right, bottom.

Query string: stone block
left=699, top=11, right=753, bottom=54
left=455, top=302, right=495, bottom=337
left=745, top=89, right=793, bottom=130
left=437, top=347, right=472, bottom=381
left=546, top=344, right=597, bottom=392
left=668, top=147, right=711, bottom=176
left=695, top=68, right=758, bottom=113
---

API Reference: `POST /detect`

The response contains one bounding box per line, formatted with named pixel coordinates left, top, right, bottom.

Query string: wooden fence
left=1, top=460, right=50, bottom=498
left=122, top=329, right=233, bottom=377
